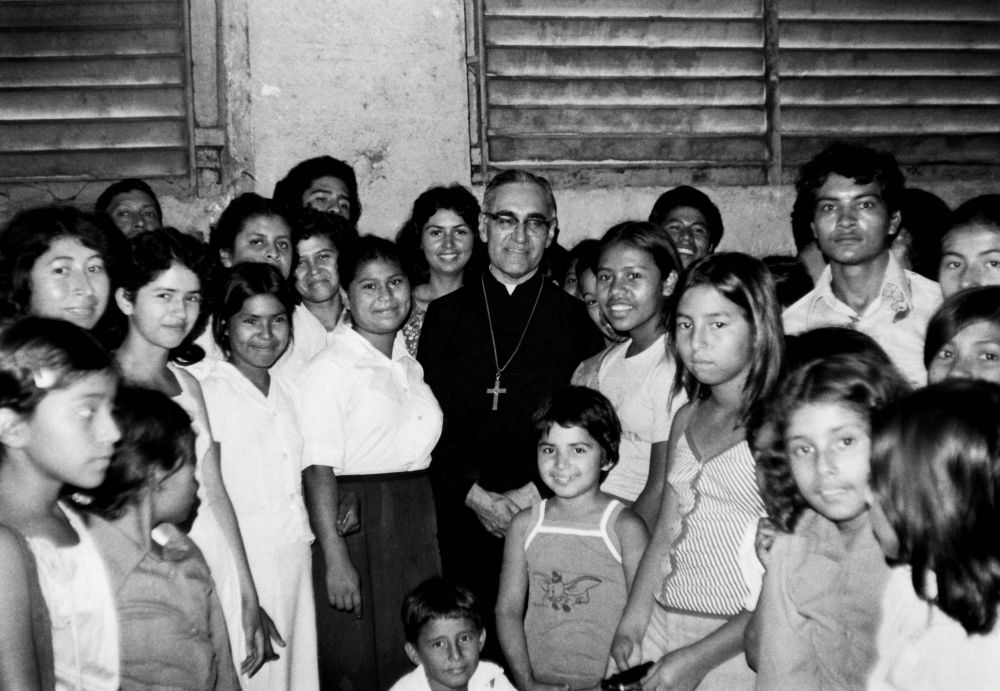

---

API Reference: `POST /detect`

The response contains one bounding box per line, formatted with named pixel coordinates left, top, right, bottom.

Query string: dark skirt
left=312, top=470, right=440, bottom=691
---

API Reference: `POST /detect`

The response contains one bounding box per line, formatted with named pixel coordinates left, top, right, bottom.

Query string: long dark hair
left=670, top=252, right=785, bottom=425
left=871, top=380, right=1000, bottom=634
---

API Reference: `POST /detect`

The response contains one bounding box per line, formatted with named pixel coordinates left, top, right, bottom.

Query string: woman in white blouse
left=201, top=263, right=318, bottom=691
left=299, top=236, right=443, bottom=690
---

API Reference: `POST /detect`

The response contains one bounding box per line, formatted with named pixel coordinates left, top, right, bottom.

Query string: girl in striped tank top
left=612, top=254, right=784, bottom=690
left=497, top=387, right=649, bottom=690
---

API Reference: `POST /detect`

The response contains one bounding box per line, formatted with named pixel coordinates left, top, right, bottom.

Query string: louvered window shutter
left=778, top=0, right=1000, bottom=182
left=470, top=0, right=1000, bottom=185
left=0, top=0, right=193, bottom=187
left=472, top=0, right=771, bottom=186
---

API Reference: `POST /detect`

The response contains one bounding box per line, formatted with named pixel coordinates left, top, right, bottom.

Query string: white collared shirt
left=783, top=252, right=942, bottom=386
left=297, top=324, right=443, bottom=475
left=189, top=303, right=348, bottom=382
left=201, top=360, right=313, bottom=543
left=271, top=303, right=348, bottom=383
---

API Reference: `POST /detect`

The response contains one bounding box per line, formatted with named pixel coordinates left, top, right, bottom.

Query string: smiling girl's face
left=226, top=293, right=290, bottom=378
left=347, top=258, right=411, bottom=345
left=117, top=263, right=202, bottom=351
left=421, top=208, right=474, bottom=279
left=29, top=237, right=110, bottom=331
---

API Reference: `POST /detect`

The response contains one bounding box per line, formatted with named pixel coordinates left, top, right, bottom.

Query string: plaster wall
left=551, top=180, right=993, bottom=255
left=245, top=0, right=472, bottom=239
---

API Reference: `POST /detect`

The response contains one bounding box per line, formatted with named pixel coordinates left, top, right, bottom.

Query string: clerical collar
left=488, top=264, right=541, bottom=295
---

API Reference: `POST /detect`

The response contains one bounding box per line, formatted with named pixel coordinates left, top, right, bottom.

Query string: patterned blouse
left=658, top=431, right=764, bottom=616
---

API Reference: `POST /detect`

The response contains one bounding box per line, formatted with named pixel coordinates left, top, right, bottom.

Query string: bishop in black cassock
left=419, top=176, right=603, bottom=660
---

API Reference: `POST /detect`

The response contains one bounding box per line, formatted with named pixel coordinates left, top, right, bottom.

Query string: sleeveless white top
left=28, top=504, right=120, bottom=691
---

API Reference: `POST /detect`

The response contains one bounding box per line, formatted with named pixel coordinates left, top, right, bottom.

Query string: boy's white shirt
left=389, top=661, right=517, bottom=691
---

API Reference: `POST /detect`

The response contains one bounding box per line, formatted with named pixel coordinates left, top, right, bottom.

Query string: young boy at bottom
left=391, top=577, right=517, bottom=691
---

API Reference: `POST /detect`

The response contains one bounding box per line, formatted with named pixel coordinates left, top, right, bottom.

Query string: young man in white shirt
left=783, top=143, right=942, bottom=386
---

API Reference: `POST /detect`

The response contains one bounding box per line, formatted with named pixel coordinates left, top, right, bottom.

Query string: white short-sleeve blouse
left=297, top=324, right=443, bottom=475
left=201, top=360, right=313, bottom=544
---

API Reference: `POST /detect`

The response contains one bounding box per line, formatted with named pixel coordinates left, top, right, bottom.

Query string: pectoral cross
left=486, top=375, right=507, bottom=411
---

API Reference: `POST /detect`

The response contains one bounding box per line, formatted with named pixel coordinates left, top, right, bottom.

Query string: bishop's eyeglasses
left=482, top=211, right=554, bottom=237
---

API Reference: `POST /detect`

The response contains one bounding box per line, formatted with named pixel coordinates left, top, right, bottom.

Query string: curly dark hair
left=272, top=156, right=362, bottom=225
left=395, top=184, right=484, bottom=286
left=752, top=350, right=909, bottom=532
left=795, top=141, right=905, bottom=217
left=121, top=228, right=218, bottom=365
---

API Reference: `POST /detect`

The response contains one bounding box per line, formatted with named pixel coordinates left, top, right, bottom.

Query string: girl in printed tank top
left=612, top=253, right=784, bottom=690
left=497, top=386, right=649, bottom=690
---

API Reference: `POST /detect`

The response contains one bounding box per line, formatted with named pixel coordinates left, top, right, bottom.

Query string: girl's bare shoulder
left=613, top=505, right=649, bottom=541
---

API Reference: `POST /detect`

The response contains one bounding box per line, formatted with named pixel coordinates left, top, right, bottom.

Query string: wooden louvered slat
left=496, top=165, right=770, bottom=189
left=0, top=57, right=184, bottom=88
left=783, top=136, right=1000, bottom=166
left=0, top=0, right=191, bottom=186
left=489, top=48, right=764, bottom=79
left=780, top=21, right=1000, bottom=50
left=490, top=136, right=767, bottom=163
left=781, top=78, right=1000, bottom=106
left=485, top=0, right=761, bottom=19
left=781, top=50, right=1000, bottom=77
left=778, top=0, right=999, bottom=22
left=0, top=149, right=189, bottom=181
left=0, top=119, right=186, bottom=152
left=783, top=107, right=1000, bottom=136
left=486, top=18, right=763, bottom=48
left=0, top=1, right=179, bottom=27
left=0, top=29, right=183, bottom=58
left=489, top=78, right=764, bottom=107
left=1, top=87, right=187, bottom=120
left=490, top=107, right=766, bottom=136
